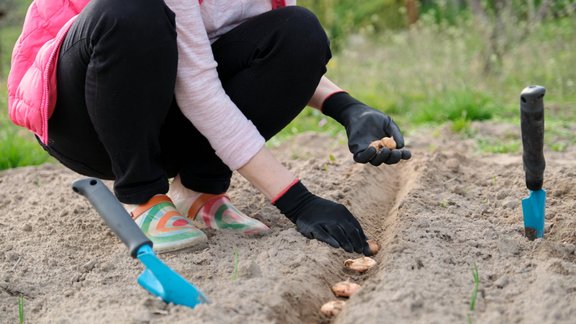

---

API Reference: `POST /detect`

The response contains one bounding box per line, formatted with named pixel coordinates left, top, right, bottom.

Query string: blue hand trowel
left=519, top=86, right=546, bottom=240
left=72, top=178, right=209, bottom=308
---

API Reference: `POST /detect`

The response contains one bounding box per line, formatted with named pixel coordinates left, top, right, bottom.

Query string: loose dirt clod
left=320, top=300, right=346, bottom=317
left=344, top=256, right=377, bottom=273
left=525, top=227, right=538, bottom=241
left=367, top=239, right=380, bottom=255
left=331, top=280, right=362, bottom=297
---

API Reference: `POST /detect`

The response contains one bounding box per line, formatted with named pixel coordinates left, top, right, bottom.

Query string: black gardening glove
left=323, top=92, right=411, bottom=165
left=274, top=180, right=372, bottom=255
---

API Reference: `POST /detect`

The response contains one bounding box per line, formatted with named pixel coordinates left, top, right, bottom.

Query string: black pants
left=45, top=0, right=331, bottom=204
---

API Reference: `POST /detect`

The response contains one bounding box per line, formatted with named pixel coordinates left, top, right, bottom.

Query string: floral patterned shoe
left=131, top=195, right=208, bottom=253
left=185, top=194, right=270, bottom=235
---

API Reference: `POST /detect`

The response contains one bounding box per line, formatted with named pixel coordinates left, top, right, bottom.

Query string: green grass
left=477, top=138, right=522, bottom=154
left=0, top=125, right=51, bottom=169
left=1, top=23, right=52, bottom=171
left=326, top=15, right=576, bottom=119
left=1, top=25, right=22, bottom=77
left=1, top=82, right=52, bottom=170
left=270, top=108, right=344, bottom=147
left=412, top=90, right=494, bottom=125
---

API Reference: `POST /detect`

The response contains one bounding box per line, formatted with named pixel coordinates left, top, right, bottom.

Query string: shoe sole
left=153, top=235, right=209, bottom=254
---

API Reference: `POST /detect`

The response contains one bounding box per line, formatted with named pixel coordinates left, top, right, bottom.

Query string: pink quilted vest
left=8, top=0, right=90, bottom=144
left=7, top=0, right=286, bottom=144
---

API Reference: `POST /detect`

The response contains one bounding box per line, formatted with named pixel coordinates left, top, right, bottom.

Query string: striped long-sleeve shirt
left=164, top=0, right=296, bottom=170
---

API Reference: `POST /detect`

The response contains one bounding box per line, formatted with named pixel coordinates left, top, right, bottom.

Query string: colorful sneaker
left=186, top=194, right=270, bottom=235
left=131, top=195, right=208, bottom=253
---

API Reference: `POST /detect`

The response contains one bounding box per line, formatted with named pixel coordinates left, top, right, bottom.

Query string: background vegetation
left=1, top=0, right=575, bottom=170
left=1, top=0, right=51, bottom=169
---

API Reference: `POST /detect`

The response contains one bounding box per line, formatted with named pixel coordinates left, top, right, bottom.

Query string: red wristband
left=271, top=178, right=300, bottom=205
left=272, top=0, right=286, bottom=9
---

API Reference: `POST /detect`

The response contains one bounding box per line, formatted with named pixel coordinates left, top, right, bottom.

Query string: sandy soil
left=1, top=124, right=575, bottom=323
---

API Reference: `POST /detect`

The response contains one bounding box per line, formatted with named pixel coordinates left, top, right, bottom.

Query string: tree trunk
left=406, top=0, right=419, bottom=25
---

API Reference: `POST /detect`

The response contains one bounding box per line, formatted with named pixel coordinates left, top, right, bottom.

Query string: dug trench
left=261, top=134, right=422, bottom=323
left=169, top=132, right=422, bottom=324
left=0, top=128, right=575, bottom=323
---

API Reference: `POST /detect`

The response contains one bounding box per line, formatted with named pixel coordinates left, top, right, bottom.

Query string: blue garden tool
left=520, top=85, right=546, bottom=240
left=72, top=178, right=209, bottom=308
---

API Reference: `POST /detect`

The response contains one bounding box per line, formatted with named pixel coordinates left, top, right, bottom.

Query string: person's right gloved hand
left=322, top=92, right=411, bottom=166
left=273, top=180, right=372, bottom=255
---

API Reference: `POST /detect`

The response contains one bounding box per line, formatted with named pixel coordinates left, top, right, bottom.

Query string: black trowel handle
left=72, top=178, right=152, bottom=258
left=520, top=85, right=546, bottom=191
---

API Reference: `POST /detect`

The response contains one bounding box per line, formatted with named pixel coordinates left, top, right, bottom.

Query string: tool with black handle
left=520, top=85, right=546, bottom=240
left=72, top=178, right=209, bottom=307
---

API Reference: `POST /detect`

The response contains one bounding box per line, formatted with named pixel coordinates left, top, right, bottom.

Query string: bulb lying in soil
left=369, top=137, right=397, bottom=151
left=331, top=280, right=362, bottom=298
left=320, top=300, right=346, bottom=317
left=344, top=256, right=377, bottom=273
left=367, top=239, right=380, bottom=255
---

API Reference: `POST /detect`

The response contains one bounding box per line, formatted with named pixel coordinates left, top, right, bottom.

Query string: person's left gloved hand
left=274, top=180, right=372, bottom=255
left=323, top=92, right=411, bottom=166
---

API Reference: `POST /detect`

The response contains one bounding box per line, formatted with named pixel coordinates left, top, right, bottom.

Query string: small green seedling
left=18, top=294, right=24, bottom=324
left=469, top=263, right=479, bottom=311
left=439, top=199, right=449, bottom=208
left=467, top=263, right=480, bottom=324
